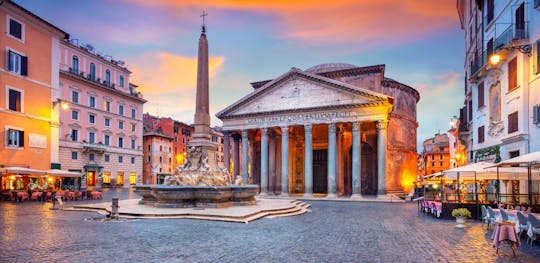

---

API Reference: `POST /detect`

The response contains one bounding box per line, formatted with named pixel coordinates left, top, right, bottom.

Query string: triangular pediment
left=217, top=68, right=389, bottom=118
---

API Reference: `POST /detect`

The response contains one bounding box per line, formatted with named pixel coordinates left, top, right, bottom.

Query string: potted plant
left=452, top=208, right=472, bottom=228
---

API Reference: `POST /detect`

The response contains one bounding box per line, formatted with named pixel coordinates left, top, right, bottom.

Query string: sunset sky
left=16, top=0, right=465, bottom=151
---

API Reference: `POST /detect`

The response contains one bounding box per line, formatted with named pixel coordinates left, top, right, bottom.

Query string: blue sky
left=15, top=0, right=465, bottom=151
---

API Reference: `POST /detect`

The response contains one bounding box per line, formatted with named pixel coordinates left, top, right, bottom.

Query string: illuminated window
left=117, top=172, right=124, bottom=186
left=102, top=172, right=111, bottom=184
left=129, top=172, right=136, bottom=185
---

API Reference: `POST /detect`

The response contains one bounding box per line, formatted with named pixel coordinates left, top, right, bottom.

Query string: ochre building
left=217, top=63, right=419, bottom=197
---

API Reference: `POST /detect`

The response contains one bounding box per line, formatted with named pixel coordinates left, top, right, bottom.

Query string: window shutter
left=535, top=105, right=540, bottom=124
left=20, top=131, right=24, bottom=147
left=21, top=56, right=28, bottom=76
left=7, top=50, right=13, bottom=70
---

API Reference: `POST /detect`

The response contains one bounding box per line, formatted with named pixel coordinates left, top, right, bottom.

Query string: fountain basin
left=134, top=185, right=258, bottom=208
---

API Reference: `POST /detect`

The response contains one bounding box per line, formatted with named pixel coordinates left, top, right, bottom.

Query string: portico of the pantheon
left=217, top=63, right=419, bottom=197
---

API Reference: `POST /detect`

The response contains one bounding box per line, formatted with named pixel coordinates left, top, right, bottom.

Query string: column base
left=303, top=193, right=313, bottom=197
left=280, top=193, right=290, bottom=198
left=258, top=191, right=269, bottom=197
left=350, top=194, right=363, bottom=200
left=376, top=194, right=392, bottom=201
left=326, top=193, right=337, bottom=199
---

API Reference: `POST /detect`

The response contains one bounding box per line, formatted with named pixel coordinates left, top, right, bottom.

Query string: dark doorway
left=313, top=149, right=328, bottom=194
left=361, top=142, right=377, bottom=195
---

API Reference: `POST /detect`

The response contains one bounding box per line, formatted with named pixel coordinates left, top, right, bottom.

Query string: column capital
left=280, top=126, right=289, bottom=136
left=261, top=127, right=268, bottom=134
left=328, top=123, right=336, bottom=132
left=241, top=129, right=248, bottom=137
left=376, top=120, right=388, bottom=130
left=304, top=124, right=312, bottom=133
left=352, top=121, right=361, bottom=132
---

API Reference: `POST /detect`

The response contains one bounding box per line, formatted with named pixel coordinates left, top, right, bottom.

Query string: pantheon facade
left=217, top=63, right=419, bottom=197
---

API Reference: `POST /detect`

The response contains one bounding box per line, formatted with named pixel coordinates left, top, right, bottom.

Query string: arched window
left=119, top=76, right=124, bottom=87
left=72, top=56, right=79, bottom=74
left=105, top=69, right=111, bottom=86
left=89, top=63, right=96, bottom=81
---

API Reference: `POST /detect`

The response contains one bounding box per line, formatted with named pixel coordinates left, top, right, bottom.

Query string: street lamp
left=52, top=98, right=69, bottom=110
left=489, top=44, right=531, bottom=66
left=449, top=115, right=457, bottom=129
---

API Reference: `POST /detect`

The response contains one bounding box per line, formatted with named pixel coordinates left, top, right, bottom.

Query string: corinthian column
left=241, top=129, right=249, bottom=184
left=304, top=124, right=313, bottom=196
left=351, top=122, right=362, bottom=199
left=281, top=125, right=289, bottom=196
left=260, top=128, right=269, bottom=195
left=327, top=123, right=337, bottom=198
left=377, top=120, right=388, bottom=196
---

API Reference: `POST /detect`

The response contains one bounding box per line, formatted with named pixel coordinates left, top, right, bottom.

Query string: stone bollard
left=111, top=198, right=119, bottom=220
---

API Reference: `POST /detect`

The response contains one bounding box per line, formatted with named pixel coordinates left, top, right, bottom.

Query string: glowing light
left=432, top=183, right=439, bottom=189
left=489, top=54, right=501, bottom=65
left=61, top=102, right=70, bottom=110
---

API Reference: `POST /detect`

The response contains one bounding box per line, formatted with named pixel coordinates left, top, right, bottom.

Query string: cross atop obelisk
left=200, top=11, right=207, bottom=32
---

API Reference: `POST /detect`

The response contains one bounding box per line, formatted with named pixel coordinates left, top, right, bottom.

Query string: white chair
left=516, top=211, right=529, bottom=238
left=527, top=214, right=540, bottom=245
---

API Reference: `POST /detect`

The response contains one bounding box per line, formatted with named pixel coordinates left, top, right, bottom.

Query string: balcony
left=494, top=23, right=529, bottom=51
left=470, top=51, right=487, bottom=79
left=82, top=142, right=107, bottom=153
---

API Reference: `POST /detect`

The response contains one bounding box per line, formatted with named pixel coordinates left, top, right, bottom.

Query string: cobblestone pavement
left=1, top=189, right=540, bottom=262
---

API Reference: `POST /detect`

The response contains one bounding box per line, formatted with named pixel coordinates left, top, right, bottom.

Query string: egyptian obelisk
left=188, top=12, right=219, bottom=168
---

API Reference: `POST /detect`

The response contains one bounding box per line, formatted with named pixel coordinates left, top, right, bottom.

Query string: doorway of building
left=313, top=149, right=328, bottom=194
left=87, top=171, right=96, bottom=186
left=361, top=142, right=377, bottom=195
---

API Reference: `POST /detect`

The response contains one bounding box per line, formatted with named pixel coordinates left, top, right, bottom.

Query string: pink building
left=57, top=39, right=146, bottom=189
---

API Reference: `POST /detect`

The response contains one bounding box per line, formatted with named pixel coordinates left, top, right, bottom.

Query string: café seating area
left=0, top=189, right=103, bottom=203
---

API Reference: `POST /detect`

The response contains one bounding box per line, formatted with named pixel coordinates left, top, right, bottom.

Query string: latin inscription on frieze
left=247, top=111, right=354, bottom=125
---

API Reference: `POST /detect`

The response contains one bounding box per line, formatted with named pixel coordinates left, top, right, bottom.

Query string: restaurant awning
left=0, top=167, right=47, bottom=175
left=45, top=169, right=82, bottom=177
left=423, top=171, right=444, bottom=179
left=442, top=162, right=530, bottom=180
left=492, top=151, right=540, bottom=167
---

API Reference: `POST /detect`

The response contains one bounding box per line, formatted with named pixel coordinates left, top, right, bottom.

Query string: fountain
left=134, top=15, right=257, bottom=208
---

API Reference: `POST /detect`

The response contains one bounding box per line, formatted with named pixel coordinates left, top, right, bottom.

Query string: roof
left=143, top=132, right=174, bottom=140
left=494, top=151, right=540, bottom=167
left=305, top=63, right=357, bottom=74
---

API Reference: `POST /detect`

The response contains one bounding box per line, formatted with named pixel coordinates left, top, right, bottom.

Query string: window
left=147, top=156, right=150, bottom=162
left=8, top=50, right=27, bottom=76
left=131, top=124, right=136, bottom=132
left=8, top=18, right=23, bottom=40
left=104, top=100, right=111, bottom=112
left=509, top=150, right=520, bottom=159
left=89, top=114, right=95, bottom=124
left=119, top=120, right=124, bottom=129
left=118, top=137, right=124, bottom=148
left=8, top=88, right=22, bottom=112
left=71, top=129, right=78, bottom=141
left=536, top=39, right=540, bottom=75
left=477, top=82, right=484, bottom=108
left=89, top=132, right=95, bottom=143
left=182, top=137, right=185, bottom=144
left=103, top=172, right=111, bottom=183
left=118, top=156, right=123, bottom=163
left=104, top=118, right=111, bottom=127
left=89, top=96, right=95, bottom=108
left=439, top=161, right=443, bottom=166
left=89, top=153, right=95, bottom=161
left=71, top=110, right=79, bottom=120
left=159, top=156, right=163, bottom=163
left=487, top=38, right=494, bottom=59
left=131, top=139, right=135, bottom=149
left=534, top=105, right=540, bottom=124
left=508, top=111, right=518, bottom=133
left=90, top=63, right=96, bottom=80
left=131, top=108, right=136, bottom=119
left=129, top=172, right=136, bottom=185
left=105, top=70, right=111, bottom=86
left=7, top=129, right=24, bottom=147
left=131, top=157, right=135, bottom=164
left=72, top=56, right=79, bottom=74
left=104, top=155, right=110, bottom=162
left=431, top=162, right=435, bottom=167
left=119, top=76, right=124, bottom=87
left=104, top=134, right=110, bottom=146
left=175, top=137, right=178, bottom=142
left=119, top=105, right=124, bottom=115
left=439, top=154, right=443, bottom=160
left=72, top=91, right=79, bottom=103
left=486, top=0, right=494, bottom=24
left=515, top=3, right=525, bottom=39
left=71, top=151, right=78, bottom=160
left=174, top=126, right=179, bottom=134
left=478, top=126, right=485, bottom=143
left=468, top=100, right=473, bottom=122
left=508, top=57, right=517, bottom=91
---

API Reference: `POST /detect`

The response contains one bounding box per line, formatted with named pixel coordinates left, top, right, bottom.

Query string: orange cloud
left=132, top=0, right=457, bottom=45
left=130, top=52, right=225, bottom=121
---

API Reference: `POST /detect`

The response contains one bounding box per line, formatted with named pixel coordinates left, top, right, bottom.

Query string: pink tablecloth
left=17, top=192, right=28, bottom=201
left=91, top=192, right=102, bottom=200
left=492, top=223, right=520, bottom=248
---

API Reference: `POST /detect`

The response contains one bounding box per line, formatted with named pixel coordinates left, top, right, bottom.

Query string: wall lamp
left=52, top=99, right=70, bottom=110
left=489, top=43, right=531, bottom=66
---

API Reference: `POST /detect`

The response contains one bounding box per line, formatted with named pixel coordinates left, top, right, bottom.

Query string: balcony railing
left=82, top=142, right=107, bottom=153
left=470, top=51, right=487, bottom=77
left=494, top=22, right=529, bottom=50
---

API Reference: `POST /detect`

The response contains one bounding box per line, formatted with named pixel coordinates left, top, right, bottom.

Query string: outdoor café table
left=91, top=191, right=102, bottom=200
left=492, top=221, right=520, bottom=256
left=30, top=192, right=42, bottom=201
left=68, top=191, right=75, bottom=200
left=17, top=192, right=28, bottom=202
